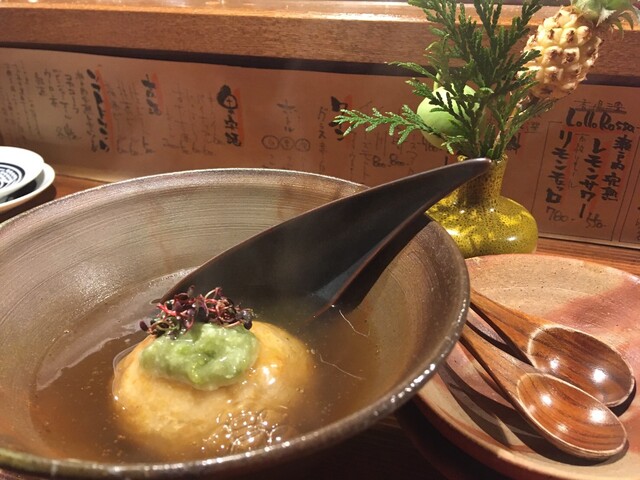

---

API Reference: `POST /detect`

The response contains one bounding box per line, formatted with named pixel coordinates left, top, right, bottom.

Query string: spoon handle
left=459, top=324, right=529, bottom=396
left=470, top=288, right=539, bottom=354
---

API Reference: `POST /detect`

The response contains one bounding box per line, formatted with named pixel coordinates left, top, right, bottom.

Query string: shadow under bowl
left=0, top=168, right=469, bottom=478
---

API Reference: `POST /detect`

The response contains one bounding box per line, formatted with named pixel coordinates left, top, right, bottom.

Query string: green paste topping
left=139, top=322, right=259, bottom=390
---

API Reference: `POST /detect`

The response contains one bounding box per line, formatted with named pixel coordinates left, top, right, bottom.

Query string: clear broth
left=30, top=273, right=380, bottom=463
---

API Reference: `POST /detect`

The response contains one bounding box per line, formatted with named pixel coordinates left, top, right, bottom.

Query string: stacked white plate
left=0, top=146, right=56, bottom=214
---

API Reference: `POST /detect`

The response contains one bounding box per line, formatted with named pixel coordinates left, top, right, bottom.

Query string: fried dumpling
left=112, top=321, right=313, bottom=459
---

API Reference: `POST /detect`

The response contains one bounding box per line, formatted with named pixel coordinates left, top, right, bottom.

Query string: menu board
left=0, top=47, right=639, bottom=248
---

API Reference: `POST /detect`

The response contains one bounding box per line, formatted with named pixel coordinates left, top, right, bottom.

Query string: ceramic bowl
left=0, top=169, right=469, bottom=478
left=0, top=163, right=56, bottom=214
left=0, top=146, right=44, bottom=199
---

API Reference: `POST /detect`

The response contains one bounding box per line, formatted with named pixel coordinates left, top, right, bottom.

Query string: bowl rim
left=0, top=168, right=470, bottom=478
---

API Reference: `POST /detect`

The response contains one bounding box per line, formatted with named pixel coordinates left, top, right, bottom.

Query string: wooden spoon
left=471, top=288, right=635, bottom=408
left=159, top=158, right=491, bottom=318
left=460, top=324, right=627, bottom=459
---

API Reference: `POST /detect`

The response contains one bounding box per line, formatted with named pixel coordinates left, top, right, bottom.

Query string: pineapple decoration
left=334, top=0, right=638, bottom=258
left=523, top=0, right=640, bottom=102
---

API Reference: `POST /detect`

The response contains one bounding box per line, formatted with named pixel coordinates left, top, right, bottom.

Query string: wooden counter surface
left=0, top=172, right=638, bottom=479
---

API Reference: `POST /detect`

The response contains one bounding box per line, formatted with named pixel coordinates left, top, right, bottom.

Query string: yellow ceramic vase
left=427, top=156, right=538, bottom=258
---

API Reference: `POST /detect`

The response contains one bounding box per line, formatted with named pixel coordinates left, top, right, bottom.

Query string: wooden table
left=1, top=173, right=638, bottom=479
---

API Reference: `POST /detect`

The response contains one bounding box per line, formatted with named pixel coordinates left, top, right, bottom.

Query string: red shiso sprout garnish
left=140, top=286, right=255, bottom=338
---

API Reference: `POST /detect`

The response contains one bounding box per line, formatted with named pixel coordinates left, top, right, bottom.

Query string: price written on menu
left=526, top=98, right=640, bottom=245
left=0, top=47, right=638, bottom=248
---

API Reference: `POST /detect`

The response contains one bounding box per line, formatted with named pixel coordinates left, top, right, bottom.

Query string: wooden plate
left=415, top=253, right=640, bottom=480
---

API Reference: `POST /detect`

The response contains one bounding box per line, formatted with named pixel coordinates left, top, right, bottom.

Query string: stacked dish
left=0, top=146, right=55, bottom=214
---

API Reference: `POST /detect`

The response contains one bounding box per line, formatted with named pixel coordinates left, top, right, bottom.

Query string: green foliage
left=339, top=105, right=431, bottom=145
left=573, top=0, right=640, bottom=25
left=333, top=0, right=556, bottom=160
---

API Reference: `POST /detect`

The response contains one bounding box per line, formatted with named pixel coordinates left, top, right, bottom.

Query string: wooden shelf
left=1, top=1, right=640, bottom=79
